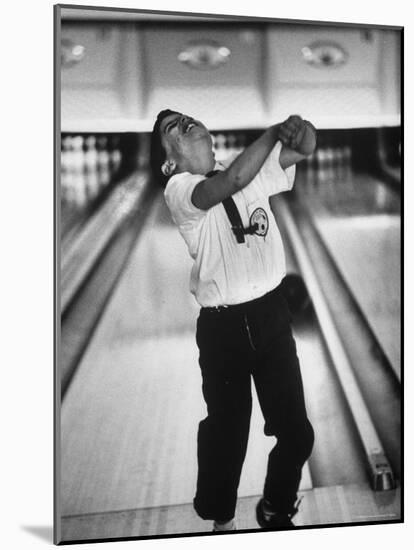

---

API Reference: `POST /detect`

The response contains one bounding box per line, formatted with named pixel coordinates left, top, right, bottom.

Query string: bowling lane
left=61, top=192, right=314, bottom=518
left=295, top=172, right=401, bottom=380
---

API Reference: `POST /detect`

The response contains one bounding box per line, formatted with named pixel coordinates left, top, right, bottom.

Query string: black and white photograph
left=54, top=3, right=402, bottom=545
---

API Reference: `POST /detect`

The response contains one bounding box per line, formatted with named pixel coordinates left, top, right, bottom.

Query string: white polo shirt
left=164, top=141, right=295, bottom=307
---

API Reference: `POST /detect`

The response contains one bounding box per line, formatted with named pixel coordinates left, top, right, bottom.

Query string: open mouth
left=183, top=120, right=197, bottom=133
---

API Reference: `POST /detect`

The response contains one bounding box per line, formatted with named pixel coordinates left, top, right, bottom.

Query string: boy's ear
left=161, top=159, right=176, bottom=177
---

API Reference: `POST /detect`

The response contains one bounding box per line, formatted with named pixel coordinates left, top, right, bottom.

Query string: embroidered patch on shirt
left=250, top=207, right=269, bottom=237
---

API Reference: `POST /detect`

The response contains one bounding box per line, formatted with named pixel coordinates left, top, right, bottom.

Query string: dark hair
left=150, top=109, right=181, bottom=188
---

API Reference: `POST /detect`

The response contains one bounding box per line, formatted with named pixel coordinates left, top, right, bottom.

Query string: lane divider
left=61, top=172, right=148, bottom=314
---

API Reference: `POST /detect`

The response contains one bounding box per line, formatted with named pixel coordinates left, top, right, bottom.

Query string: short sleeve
left=164, top=172, right=207, bottom=226
left=253, top=140, right=296, bottom=197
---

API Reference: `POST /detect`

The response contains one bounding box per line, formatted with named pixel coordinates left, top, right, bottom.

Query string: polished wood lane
left=295, top=172, right=400, bottom=379
left=61, top=483, right=401, bottom=541
left=314, top=215, right=400, bottom=380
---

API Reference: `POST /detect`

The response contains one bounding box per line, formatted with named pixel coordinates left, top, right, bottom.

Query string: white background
left=0, top=0, right=410, bottom=549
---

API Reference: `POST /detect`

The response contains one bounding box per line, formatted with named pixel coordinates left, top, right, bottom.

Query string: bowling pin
left=72, top=135, right=87, bottom=208
left=325, top=147, right=335, bottom=184
left=97, top=135, right=110, bottom=188
left=109, top=135, right=122, bottom=175
left=84, top=135, right=99, bottom=200
left=316, top=148, right=328, bottom=184
left=60, top=136, right=71, bottom=203
left=63, top=136, right=77, bottom=205
left=214, top=134, right=227, bottom=162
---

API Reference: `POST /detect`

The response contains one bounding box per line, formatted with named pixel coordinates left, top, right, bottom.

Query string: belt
left=201, top=285, right=282, bottom=315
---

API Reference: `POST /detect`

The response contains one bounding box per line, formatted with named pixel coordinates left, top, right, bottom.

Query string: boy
left=150, top=110, right=316, bottom=532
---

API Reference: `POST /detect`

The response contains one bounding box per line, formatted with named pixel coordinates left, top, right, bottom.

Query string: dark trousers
left=193, top=285, right=314, bottom=522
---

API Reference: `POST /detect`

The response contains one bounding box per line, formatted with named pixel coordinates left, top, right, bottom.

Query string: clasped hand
left=279, top=115, right=316, bottom=155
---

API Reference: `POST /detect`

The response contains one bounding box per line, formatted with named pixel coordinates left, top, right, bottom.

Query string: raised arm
left=191, top=116, right=316, bottom=211
left=191, top=124, right=281, bottom=210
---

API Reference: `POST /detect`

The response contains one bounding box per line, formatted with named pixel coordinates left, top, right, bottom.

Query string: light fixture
left=178, top=40, right=231, bottom=70
left=301, top=40, right=348, bottom=68
left=61, top=38, right=86, bottom=68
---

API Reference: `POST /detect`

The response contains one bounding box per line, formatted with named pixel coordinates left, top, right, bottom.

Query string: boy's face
left=159, top=112, right=213, bottom=174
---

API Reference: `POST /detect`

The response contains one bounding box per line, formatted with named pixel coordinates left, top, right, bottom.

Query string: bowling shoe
left=256, top=497, right=299, bottom=529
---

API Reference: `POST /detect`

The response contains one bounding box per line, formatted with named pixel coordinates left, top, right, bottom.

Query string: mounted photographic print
left=54, top=3, right=402, bottom=545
